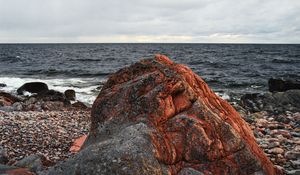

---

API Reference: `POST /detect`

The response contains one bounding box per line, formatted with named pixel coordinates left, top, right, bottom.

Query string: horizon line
left=0, top=42, right=299, bottom=45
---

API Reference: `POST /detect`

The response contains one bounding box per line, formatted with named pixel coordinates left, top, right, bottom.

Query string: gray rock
left=0, top=106, right=14, bottom=112
left=287, top=169, right=300, bottom=175
left=291, top=132, right=300, bottom=137
left=12, top=102, right=23, bottom=111
left=41, top=101, right=64, bottom=111
left=25, top=97, right=37, bottom=105
left=17, top=82, right=48, bottom=95
left=64, top=89, right=76, bottom=101
left=240, top=90, right=300, bottom=114
left=45, top=123, right=166, bottom=175
left=0, top=164, right=18, bottom=172
left=0, top=147, right=8, bottom=164
left=178, top=168, right=204, bottom=175
left=14, top=154, right=44, bottom=173
left=290, top=160, right=300, bottom=169
left=269, top=78, right=300, bottom=92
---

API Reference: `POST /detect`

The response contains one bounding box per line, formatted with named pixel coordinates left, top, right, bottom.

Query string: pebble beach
left=0, top=110, right=90, bottom=165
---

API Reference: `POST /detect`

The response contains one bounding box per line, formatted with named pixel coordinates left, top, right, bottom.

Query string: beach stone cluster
left=0, top=110, right=90, bottom=164
left=248, top=111, right=300, bottom=174
left=234, top=77, right=300, bottom=174
left=0, top=82, right=91, bottom=174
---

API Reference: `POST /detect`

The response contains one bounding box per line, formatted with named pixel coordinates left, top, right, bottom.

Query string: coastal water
left=0, top=44, right=300, bottom=105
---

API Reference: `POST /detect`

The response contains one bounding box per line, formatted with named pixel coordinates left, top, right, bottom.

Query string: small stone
left=274, top=165, right=284, bottom=172
left=12, top=102, right=23, bottom=111
left=268, top=141, right=280, bottom=149
left=255, top=118, right=268, bottom=127
left=268, top=123, right=285, bottom=130
left=285, top=151, right=300, bottom=160
left=269, top=147, right=285, bottom=154
left=270, top=129, right=292, bottom=139
left=294, top=146, right=300, bottom=152
left=287, top=169, right=300, bottom=175
left=0, top=96, right=13, bottom=106
left=0, top=147, right=8, bottom=164
left=290, top=160, right=300, bottom=169
left=14, top=154, right=44, bottom=172
left=291, top=132, right=300, bottom=137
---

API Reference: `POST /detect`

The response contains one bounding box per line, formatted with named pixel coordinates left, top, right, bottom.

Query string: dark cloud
left=0, top=0, right=299, bottom=43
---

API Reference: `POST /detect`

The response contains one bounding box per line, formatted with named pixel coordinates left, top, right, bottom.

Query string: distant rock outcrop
left=268, top=78, right=300, bottom=92
left=46, top=55, right=278, bottom=175
left=240, top=90, right=300, bottom=114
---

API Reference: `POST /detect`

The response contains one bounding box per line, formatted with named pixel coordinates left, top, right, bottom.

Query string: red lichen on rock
left=90, top=54, right=279, bottom=175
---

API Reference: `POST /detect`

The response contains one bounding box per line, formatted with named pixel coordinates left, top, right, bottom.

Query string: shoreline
left=1, top=76, right=300, bottom=174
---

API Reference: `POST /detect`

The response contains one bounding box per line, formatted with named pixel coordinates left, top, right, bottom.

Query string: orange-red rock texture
left=47, top=55, right=279, bottom=175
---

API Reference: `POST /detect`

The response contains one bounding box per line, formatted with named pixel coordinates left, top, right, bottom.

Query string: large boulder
left=46, top=55, right=278, bottom=175
left=268, top=78, right=300, bottom=92
left=17, top=82, right=49, bottom=95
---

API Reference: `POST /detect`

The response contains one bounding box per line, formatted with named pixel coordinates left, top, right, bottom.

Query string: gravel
left=0, top=110, right=90, bottom=165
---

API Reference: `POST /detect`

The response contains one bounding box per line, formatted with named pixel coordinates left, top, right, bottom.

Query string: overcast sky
left=0, top=0, right=299, bottom=43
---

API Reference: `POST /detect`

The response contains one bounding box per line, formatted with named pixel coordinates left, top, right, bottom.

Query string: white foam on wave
left=215, top=92, right=231, bottom=100
left=0, top=77, right=105, bottom=106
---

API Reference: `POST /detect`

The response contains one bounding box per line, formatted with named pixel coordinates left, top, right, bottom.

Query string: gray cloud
left=0, top=0, right=299, bottom=43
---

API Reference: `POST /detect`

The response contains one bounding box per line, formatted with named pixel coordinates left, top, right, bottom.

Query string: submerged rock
left=45, top=55, right=278, bottom=175
left=17, top=82, right=49, bottom=95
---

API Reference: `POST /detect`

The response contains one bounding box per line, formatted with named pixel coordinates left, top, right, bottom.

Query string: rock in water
left=268, top=78, right=300, bottom=92
left=17, top=82, right=49, bottom=95
left=46, top=55, right=278, bottom=175
left=64, top=89, right=76, bottom=101
left=0, top=83, right=6, bottom=87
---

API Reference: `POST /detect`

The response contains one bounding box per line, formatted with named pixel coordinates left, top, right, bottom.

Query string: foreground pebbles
left=250, top=112, right=300, bottom=174
left=0, top=110, right=90, bottom=165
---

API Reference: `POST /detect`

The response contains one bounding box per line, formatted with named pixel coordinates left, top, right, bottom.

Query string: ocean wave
left=23, top=69, right=111, bottom=77
left=271, top=59, right=299, bottom=64
left=0, top=76, right=106, bottom=105
left=0, top=55, right=22, bottom=63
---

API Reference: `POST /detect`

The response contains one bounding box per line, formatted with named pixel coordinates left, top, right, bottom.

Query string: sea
left=0, top=44, right=300, bottom=105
